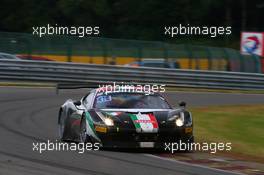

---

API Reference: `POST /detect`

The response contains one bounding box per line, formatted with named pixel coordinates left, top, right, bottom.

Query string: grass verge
left=191, top=104, right=264, bottom=161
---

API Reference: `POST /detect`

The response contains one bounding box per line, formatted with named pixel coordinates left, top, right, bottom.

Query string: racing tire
left=79, top=115, right=92, bottom=143
left=58, top=111, right=65, bottom=141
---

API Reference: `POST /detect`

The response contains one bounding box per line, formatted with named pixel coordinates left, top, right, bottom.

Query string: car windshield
left=94, top=92, right=171, bottom=109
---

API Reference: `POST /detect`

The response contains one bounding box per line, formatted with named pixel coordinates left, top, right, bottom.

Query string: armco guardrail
left=0, top=60, right=264, bottom=90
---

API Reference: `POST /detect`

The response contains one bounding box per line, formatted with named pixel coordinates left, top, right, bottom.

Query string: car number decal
left=97, top=95, right=112, bottom=103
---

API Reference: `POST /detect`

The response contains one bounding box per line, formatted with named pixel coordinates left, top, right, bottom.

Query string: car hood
left=100, top=108, right=171, bottom=113
left=96, top=108, right=184, bottom=123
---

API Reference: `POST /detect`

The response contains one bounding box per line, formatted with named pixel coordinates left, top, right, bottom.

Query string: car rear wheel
left=58, top=111, right=65, bottom=141
left=58, top=123, right=65, bottom=140
left=79, top=116, right=91, bottom=143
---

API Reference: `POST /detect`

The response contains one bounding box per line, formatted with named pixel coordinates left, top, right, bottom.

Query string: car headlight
left=175, top=117, right=184, bottom=126
left=175, top=112, right=185, bottom=127
left=104, top=118, right=114, bottom=126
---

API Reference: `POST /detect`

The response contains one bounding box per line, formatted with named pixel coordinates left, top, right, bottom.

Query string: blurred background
left=0, top=0, right=263, bottom=73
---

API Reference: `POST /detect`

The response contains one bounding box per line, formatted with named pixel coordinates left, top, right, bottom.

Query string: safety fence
left=0, top=32, right=262, bottom=73
left=0, top=60, right=264, bottom=91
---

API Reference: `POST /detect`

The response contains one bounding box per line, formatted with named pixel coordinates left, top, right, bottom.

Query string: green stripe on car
left=85, top=111, right=101, bottom=142
left=128, top=114, right=141, bottom=129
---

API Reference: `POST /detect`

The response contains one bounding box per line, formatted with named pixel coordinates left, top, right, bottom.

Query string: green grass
left=191, top=105, right=264, bottom=160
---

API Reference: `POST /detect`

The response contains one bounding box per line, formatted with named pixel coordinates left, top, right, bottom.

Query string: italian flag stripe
left=129, top=113, right=158, bottom=132
left=149, top=113, right=158, bottom=128
left=128, top=114, right=141, bottom=129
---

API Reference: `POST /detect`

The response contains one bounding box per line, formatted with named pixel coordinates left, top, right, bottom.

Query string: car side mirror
left=74, top=101, right=81, bottom=106
left=179, top=101, right=186, bottom=108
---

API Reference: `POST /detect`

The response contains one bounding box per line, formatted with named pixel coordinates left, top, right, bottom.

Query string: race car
left=58, top=86, right=193, bottom=148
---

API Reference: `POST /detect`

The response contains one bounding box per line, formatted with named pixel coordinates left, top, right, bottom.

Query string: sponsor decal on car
left=129, top=112, right=158, bottom=133
left=95, top=126, right=107, bottom=133
left=185, top=127, right=193, bottom=133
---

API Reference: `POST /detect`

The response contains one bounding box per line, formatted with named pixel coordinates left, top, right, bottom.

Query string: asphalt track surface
left=0, top=87, right=264, bottom=175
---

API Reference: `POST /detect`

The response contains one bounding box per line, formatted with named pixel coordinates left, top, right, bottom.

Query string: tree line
left=0, top=0, right=263, bottom=45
